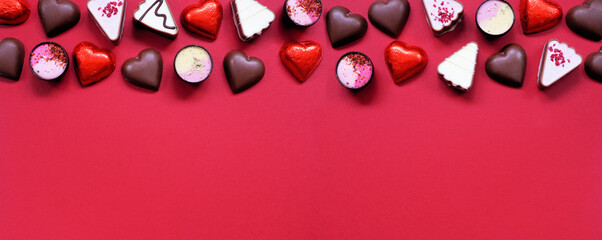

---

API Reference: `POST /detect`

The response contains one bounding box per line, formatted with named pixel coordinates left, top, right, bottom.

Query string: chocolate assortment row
left=0, top=0, right=601, bottom=93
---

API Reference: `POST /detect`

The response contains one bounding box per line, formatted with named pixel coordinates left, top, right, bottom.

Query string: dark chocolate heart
left=223, top=50, right=265, bottom=93
left=566, top=0, right=602, bottom=41
left=122, top=49, right=163, bottom=91
left=326, top=6, right=368, bottom=48
left=368, top=0, right=410, bottom=38
left=485, top=44, right=527, bottom=88
left=585, top=47, right=602, bottom=82
left=38, top=0, right=81, bottom=37
left=0, top=38, right=25, bottom=81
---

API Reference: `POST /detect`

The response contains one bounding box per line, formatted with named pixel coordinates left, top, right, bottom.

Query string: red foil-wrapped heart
left=520, top=0, right=562, bottom=34
left=73, top=42, right=116, bottom=86
left=181, top=0, right=223, bottom=40
left=280, top=41, right=323, bottom=82
left=0, top=0, right=30, bottom=25
left=385, top=41, right=428, bottom=84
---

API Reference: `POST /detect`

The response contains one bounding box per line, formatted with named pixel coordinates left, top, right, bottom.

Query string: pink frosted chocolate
left=174, top=45, right=213, bottom=84
left=476, top=0, right=514, bottom=37
left=336, top=52, right=373, bottom=89
left=285, top=0, right=322, bottom=27
left=29, top=42, right=68, bottom=81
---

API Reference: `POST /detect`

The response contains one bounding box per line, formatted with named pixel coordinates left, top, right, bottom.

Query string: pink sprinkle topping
left=100, top=1, right=123, bottom=18
left=548, top=46, right=567, bottom=67
left=430, top=1, right=455, bottom=24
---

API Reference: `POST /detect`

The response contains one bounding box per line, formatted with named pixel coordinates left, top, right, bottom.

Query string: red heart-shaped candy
left=0, top=0, right=30, bottom=25
left=280, top=41, right=323, bottom=82
left=181, top=0, right=223, bottom=40
left=385, top=41, right=428, bottom=84
left=520, top=0, right=563, bottom=34
left=73, top=41, right=115, bottom=86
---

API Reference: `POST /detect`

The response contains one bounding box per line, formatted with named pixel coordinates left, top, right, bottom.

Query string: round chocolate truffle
left=174, top=45, right=213, bottom=84
left=29, top=42, right=69, bottom=81
left=476, top=0, right=515, bottom=38
left=284, top=0, right=322, bottom=27
left=336, top=52, right=374, bottom=90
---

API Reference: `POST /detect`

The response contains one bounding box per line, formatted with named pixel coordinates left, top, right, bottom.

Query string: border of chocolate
left=335, top=51, right=374, bottom=90
left=173, top=45, right=214, bottom=84
left=28, top=41, right=70, bottom=81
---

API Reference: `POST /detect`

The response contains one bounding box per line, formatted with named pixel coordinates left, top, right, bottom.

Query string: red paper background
left=1, top=0, right=601, bottom=239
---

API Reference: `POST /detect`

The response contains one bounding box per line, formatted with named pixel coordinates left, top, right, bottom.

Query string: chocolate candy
left=73, top=41, right=116, bottom=86
left=181, top=0, right=223, bottom=40
left=38, top=0, right=81, bottom=37
left=223, top=50, right=265, bottom=93
left=326, top=6, right=368, bottom=48
left=485, top=44, right=527, bottom=88
left=566, top=0, right=602, bottom=42
left=385, top=41, right=428, bottom=84
left=87, top=0, right=126, bottom=44
left=336, top=52, right=373, bottom=90
left=174, top=45, right=213, bottom=84
left=476, top=0, right=515, bottom=38
left=133, top=0, right=179, bottom=39
left=438, top=42, right=479, bottom=92
left=519, top=0, right=562, bottom=34
left=231, top=0, right=275, bottom=41
left=584, top=47, right=602, bottom=82
left=0, top=0, right=31, bottom=25
left=368, top=0, right=410, bottom=38
left=122, top=49, right=163, bottom=91
left=284, top=0, right=322, bottom=27
left=422, top=0, right=464, bottom=36
left=279, top=40, right=323, bottom=82
left=537, top=39, right=583, bottom=89
left=0, top=38, right=25, bottom=81
left=29, top=42, right=69, bottom=81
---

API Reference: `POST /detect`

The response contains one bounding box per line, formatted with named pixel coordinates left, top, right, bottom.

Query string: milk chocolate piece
left=566, top=0, right=602, bottom=41
left=585, top=47, right=602, bottom=82
left=122, top=49, right=163, bottom=91
left=0, top=38, right=25, bottom=81
left=38, top=0, right=81, bottom=37
left=368, top=0, right=410, bottom=38
left=223, top=50, right=265, bottom=93
left=326, top=6, right=368, bottom=48
left=485, top=44, right=527, bottom=88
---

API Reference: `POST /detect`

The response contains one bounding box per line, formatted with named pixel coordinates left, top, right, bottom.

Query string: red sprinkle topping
left=287, top=0, right=322, bottom=19
left=548, top=46, right=567, bottom=67
left=430, top=1, right=455, bottom=24
left=100, top=1, right=123, bottom=18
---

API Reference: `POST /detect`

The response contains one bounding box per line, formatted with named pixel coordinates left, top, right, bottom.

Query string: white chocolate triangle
left=538, top=39, right=582, bottom=88
left=423, top=0, right=463, bottom=31
left=232, top=0, right=275, bottom=40
left=88, top=0, right=126, bottom=42
left=133, top=0, right=178, bottom=36
left=438, top=42, right=479, bottom=91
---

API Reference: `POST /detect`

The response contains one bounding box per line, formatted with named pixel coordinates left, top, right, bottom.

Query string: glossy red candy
left=280, top=41, right=323, bottom=82
left=385, top=41, right=428, bottom=84
left=0, top=0, right=30, bottom=25
left=73, top=42, right=116, bottom=86
left=181, top=0, right=223, bottom=40
left=520, top=0, right=563, bottom=34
